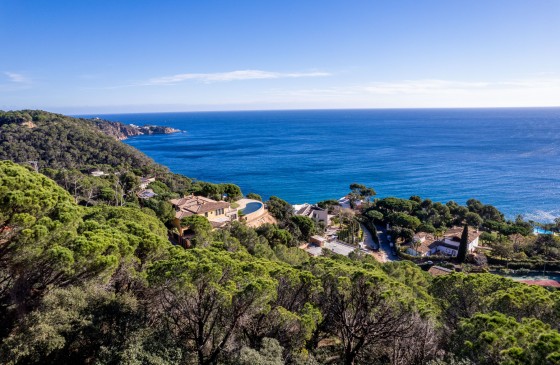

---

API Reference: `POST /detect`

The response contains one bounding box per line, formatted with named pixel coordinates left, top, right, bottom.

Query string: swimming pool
left=534, top=227, right=554, bottom=235
left=242, top=202, right=263, bottom=215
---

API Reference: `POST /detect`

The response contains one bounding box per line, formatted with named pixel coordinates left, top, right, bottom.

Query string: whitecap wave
left=523, top=210, right=560, bottom=223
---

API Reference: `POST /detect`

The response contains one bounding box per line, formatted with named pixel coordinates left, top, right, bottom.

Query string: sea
left=80, top=108, right=560, bottom=222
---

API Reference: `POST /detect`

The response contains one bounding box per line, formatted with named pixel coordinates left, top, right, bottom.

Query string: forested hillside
left=0, top=110, right=243, bottom=220
left=1, top=162, right=559, bottom=364
left=0, top=110, right=156, bottom=171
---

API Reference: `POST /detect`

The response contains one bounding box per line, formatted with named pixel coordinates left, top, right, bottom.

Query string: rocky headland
left=91, top=117, right=181, bottom=140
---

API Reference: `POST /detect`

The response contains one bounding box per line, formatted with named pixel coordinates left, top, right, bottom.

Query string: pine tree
left=457, top=224, right=469, bottom=262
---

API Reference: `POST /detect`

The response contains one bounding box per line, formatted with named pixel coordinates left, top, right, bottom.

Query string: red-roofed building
left=170, top=195, right=238, bottom=247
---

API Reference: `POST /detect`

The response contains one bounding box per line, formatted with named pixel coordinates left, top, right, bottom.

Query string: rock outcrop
left=91, top=118, right=181, bottom=140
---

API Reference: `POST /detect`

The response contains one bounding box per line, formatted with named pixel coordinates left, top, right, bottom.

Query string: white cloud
left=146, top=69, right=330, bottom=85
left=361, top=79, right=491, bottom=95
left=0, top=72, right=32, bottom=92
left=4, top=72, right=31, bottom=84
left=283, top=78, right=560, bottom=96
left=269, top=77, right=560, bottom=108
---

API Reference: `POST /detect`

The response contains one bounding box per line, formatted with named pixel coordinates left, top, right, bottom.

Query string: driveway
left=360, top=223, right=378, bottom=250
left=361, top=223, right=398, bottom=263
left=377, top=225, right=399, bottom=262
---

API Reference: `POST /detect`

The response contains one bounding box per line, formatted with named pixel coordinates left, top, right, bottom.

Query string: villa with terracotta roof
left=406, top=226, right=481, bottom=257
left=170, top=195, right=238, bottom=246
left=171, top=195, right=233, bottom=220
left=170, top=195, right=277, bottom=247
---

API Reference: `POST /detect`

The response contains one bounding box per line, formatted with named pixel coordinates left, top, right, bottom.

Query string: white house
left=337, top=196, right=363, bottom=210
left=437, top=226, right=481, bottom=254
left=293, top=203, right=331, bottom=226
left=90, top=170, right=105, bottom=177
left=406, top=227, right=481, bottom=257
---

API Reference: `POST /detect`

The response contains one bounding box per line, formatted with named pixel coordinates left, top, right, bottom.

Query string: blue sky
left=1, top=0, right=559, bottom=113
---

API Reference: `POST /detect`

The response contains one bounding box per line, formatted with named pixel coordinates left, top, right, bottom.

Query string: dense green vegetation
left=0, top=110, right=155, bottom=171
left=1, top=158, right=559, bottom=364
left=1, top=110, right=559, bottom=364
left=359, top=194, right=560, bottom=266
left=0, top=110, right=244, bottom=226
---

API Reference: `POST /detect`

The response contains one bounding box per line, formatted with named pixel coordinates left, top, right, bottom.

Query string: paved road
left=361, top=223, right=398, bottom=263
left=376, top=226, right=399, bottom=262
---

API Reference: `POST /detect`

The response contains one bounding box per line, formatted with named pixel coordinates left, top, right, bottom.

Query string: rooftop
left=171, top=195, right=230, bottom=219
left=138, top=189, right=157, bottom=199
left=310, top=235, right=327, bottom=243
left=410, top=233, right=438, bottom=254
left=411, top=226, right=482, bottom=253
left=428, top=266, right=453, bottom=276
left=324, top=241, right=357, bottom=256
left=304, top=241, right=357, bottom=257
left=444, top=226, right=482, bottom=243
left=293, top=203, right=326, bottom=216
left=432, top=241, right=460, bottom=250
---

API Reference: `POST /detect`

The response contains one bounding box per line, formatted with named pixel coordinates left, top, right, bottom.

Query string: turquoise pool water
left=534, top=227, right=554, bottom=234
left=242, top=202, right=263, bottom=215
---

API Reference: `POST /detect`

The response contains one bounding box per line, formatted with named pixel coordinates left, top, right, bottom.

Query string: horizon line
left=66, top=105, right=560, bottom=117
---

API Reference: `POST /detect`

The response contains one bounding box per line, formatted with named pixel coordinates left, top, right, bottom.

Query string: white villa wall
left=406, top=247, right=430, bottom=257
left=468, top=237, right=479, bottom=251
left=433, top=237, right=478, bottom=257
left=311, top=209, right=330, bottom=225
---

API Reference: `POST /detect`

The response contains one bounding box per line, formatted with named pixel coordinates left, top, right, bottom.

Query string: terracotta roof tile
left=411, top=233, right=438, bottom=254
left=171, top=195, right=230, bottom=217
left=444, top=226, right=481, bottom=243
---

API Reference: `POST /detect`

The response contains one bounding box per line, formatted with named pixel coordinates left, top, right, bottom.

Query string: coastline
left=89, top=117, right=181, bottom=140
left=116, top=108, right=560, bottom=222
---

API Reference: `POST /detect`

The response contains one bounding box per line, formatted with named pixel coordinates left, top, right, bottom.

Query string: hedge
left=487, top=256, right=560, bottom=271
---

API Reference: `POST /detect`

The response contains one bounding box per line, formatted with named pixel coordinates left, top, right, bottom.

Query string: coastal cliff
left=91, top=118, right=180, bottom=140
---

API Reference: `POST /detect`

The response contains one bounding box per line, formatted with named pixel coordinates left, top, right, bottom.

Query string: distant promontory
left=91, top=117, right=181, bottom=140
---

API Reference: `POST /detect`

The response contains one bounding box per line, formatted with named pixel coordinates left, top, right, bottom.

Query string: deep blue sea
left=81, top=108, right=560, bottom=222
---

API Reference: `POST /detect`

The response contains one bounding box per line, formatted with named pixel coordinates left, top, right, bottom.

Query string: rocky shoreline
left=90, top=117, right=181, bottom=140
